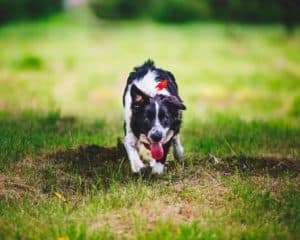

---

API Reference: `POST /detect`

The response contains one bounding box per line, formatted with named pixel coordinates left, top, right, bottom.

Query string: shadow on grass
left=0, top=111, right=299, bottom=200
left=1, top=141, right=298, bottom=201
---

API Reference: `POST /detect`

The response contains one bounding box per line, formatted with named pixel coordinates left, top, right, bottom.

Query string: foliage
left=150, top=0, right=211, bottom=23
left=89, top=0, right=151, bottom=19
left=0, top=0, right=63, bottom=25
left=289, top=96, right=300, bottom=117
left=88, top=0, right=300, bottom=29
left=210, top=0, right=280, bottom=22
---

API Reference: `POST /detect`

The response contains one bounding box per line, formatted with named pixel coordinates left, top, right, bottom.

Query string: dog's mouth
left=142, top=141, right=164, bottom=161
left=140, top=130, right=175, bottom=161
left=150, top=142, right=164, bottom=160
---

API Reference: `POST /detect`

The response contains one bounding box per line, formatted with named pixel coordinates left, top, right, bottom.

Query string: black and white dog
left=123, top=60, right=186, bottom=174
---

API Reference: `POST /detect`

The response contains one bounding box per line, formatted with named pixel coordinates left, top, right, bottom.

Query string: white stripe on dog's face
left=155, top=102, right=159, bottom=126
left=147, top=101, right=170, bottom=143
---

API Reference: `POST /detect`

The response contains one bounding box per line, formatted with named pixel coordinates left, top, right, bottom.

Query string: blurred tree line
left=0, top=0, right=299, bottom=34
left=0, top=0, right=62, bottom=24
left=90, top=0, right=300, bottom=34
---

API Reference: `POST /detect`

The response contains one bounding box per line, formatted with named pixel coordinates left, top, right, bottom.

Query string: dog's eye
left=145, top=111, right=154, bottom=122
left=159, top=114, right=169, bottom=125
left=159, top=112, right=167, bottom=121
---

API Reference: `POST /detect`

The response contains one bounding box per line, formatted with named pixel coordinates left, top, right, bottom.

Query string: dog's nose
left=150, top=131, right=163, bottom=142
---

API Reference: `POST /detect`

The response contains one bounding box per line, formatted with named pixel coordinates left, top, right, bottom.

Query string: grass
left=0, top=7, right=299, bottom=239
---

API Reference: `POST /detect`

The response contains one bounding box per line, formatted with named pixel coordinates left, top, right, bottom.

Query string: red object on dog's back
left=156, top=79, right=168, bottom=90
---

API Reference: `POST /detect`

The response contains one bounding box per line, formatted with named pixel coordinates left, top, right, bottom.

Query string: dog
left=123, top=60, right=186, bottom=174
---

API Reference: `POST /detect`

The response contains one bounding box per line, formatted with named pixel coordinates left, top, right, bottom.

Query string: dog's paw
left=150, top=160, right=164, bottom=174
left=130, top=157, right=145, bottom=173
left=173, top=145, right=184, bottom=160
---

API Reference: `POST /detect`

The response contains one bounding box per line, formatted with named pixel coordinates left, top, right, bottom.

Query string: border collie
left=123, top=60, right=186, bottom=174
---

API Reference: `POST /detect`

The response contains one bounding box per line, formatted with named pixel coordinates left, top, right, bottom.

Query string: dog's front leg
left=124, top=133, right=145, bottom=173
left=173, top=134, right=184, bottom=160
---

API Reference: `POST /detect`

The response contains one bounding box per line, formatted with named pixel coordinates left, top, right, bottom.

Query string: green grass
left=0, top=111, right=114, bottom=165
left=0, top=7, right=299, bottom=239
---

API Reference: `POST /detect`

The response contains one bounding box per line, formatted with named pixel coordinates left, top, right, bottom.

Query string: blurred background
left=0, top=0, right=299, bottom=122
left=1, top=0, right=299, bottom=32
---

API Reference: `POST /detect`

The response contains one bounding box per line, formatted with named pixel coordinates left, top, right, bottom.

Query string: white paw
left=174, top=145, right=184, bottom=160
left=151, top=161, right=164, bottom=174
left=130, top=157, right=145, bottom=173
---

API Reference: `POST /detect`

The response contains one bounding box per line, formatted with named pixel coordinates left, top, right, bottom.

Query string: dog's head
left=130, top=84, right=186, bottom=159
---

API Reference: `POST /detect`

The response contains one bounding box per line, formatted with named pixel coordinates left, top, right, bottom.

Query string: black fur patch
left=130, top=93, right=184, bottom=140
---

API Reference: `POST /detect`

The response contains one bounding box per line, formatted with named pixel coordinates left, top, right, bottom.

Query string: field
left=0, top=8, right=299, bottom=239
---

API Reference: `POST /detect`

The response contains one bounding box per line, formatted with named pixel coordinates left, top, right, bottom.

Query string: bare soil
left=1, top=139, right=299, bottom=201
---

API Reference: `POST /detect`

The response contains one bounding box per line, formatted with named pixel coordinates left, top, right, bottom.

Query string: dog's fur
left=123, top=60, right=186, bottom=174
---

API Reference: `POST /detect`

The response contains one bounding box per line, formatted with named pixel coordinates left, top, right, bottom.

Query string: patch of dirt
left=197, top=154, right=300, bottom=177
left=0, top=175, right=36, bottom=201
left=89, top=177, right=228, bottom=238
left=50, top=140, right=126, bottom=177
left=248, top=175, right=300, bottom=197
left=229, top=155, right=299, bottom=176
left=13, top=139, right=128, bottom=194
left=1, top=138, right=299, bottom=201
left=170, top=176, right=229, bottom=208
left=90, top=198, right=203, bottom=238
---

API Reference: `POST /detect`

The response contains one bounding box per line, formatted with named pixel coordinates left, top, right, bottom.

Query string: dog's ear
left=163, top=95, right=186, bottom=110
left=131, top=84, right=149, bottom=107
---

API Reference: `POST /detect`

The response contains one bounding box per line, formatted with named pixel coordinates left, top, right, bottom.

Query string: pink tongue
left=150, top=143, right=164, bottom=160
